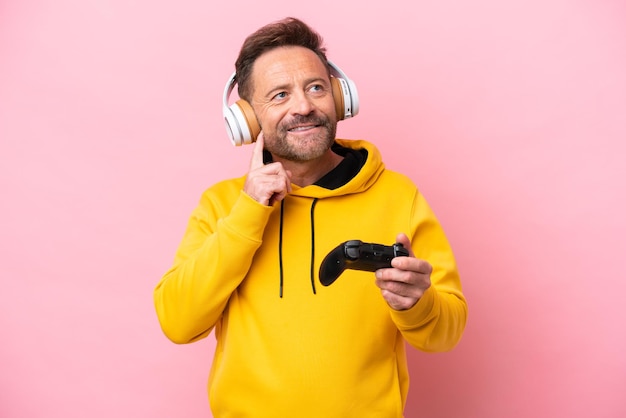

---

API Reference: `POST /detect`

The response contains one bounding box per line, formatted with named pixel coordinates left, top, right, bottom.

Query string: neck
left=274, top=149, right=344, bottom=187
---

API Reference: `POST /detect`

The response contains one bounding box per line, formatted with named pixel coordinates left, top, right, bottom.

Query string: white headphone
left=222, top=60, right=359, bottom=146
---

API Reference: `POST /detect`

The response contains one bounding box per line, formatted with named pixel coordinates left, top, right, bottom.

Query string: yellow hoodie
left=154, top=139, right=467, bottom=417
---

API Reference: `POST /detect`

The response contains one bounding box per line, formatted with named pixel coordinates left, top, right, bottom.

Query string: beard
left=264, top=113, right=337, bottom=162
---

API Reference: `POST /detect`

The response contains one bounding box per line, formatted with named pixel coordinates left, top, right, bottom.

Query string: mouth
left=287, top=124, right=320, bottom=132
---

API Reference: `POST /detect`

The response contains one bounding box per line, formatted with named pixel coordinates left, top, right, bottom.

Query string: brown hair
left=235, top=17, right=328, bottom=101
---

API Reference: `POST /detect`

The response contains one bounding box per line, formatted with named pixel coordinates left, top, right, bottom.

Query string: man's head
left=235, top=18, right=338, bottom=162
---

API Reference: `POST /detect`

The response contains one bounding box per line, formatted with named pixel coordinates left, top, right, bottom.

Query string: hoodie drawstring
left=309, top=198, right=319, bottom=295
left=278, top=198, right=319, bottom=298
left=278, top=199, right=285, bottom=298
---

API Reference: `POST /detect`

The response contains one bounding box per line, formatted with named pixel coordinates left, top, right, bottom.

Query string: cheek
left=319, top=98, right=338, bottom=122
left=257, top=109, right=285, bottom=131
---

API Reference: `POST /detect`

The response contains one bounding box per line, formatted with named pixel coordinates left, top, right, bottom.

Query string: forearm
left=392, top=190, right=468, bottom=351
left=390, top=285, right=467, bottom=352
left=154, top=191, right=272, bottom=344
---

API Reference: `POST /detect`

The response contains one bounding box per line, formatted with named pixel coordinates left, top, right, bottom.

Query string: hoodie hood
left=281, top=138, right=385, bottom=198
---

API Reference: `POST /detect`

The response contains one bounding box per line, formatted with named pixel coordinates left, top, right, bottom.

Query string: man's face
left=249, top=46, right=338, bottom=162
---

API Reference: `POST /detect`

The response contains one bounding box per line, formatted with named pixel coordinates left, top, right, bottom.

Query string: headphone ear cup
left=235, top=99, right=261, bottom=144
left=330, top=77, right=345, bottom=121
left=330, top=76, right=359, bottom=121
left=344, top=77, right=359, bottom=117
left=224, top=99, right=261, bottom=146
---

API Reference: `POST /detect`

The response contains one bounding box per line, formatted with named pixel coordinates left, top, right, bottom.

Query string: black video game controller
left=319, top=240, right=409, bottom=286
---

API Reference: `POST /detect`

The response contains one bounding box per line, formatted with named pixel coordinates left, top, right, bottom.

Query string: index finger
left=249, top=131, right=265, bottom=170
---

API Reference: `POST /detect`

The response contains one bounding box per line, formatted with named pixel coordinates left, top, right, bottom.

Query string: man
left=154, top=17, right=467, bottom=418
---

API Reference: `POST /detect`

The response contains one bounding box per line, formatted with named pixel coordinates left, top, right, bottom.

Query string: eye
left=273, top=91, right=287, bottom=100
left=309, top=84, right=323, bottom=93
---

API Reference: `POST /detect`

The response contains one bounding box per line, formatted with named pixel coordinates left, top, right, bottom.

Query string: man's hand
left=243, top=133, right=292, bottom=206
left=375, top=233, right=432, bottom=311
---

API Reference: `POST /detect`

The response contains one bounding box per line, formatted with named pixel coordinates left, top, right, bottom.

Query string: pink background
left=1, top=1, right=625, bottom=417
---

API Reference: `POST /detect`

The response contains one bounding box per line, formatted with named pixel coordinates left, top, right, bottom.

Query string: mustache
left=280, top=114, right=330, bottom=131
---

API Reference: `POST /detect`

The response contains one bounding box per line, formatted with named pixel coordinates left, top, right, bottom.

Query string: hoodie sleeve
left=389, top=190, right=468, bottom=352
left=154, top=188, right=273, bottom=344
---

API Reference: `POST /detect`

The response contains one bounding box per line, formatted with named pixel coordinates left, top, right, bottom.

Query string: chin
left=268, top=131, right=333, bottom=162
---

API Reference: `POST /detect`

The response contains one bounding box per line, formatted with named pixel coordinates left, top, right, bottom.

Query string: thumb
left=395, top=233, right=414, bottom=257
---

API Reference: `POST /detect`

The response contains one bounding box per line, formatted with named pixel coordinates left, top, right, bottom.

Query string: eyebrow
left=264, top=76, right=330, bottom=99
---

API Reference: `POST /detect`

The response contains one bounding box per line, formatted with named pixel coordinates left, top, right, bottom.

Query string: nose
left=290, top=90, right=314, bottom=116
